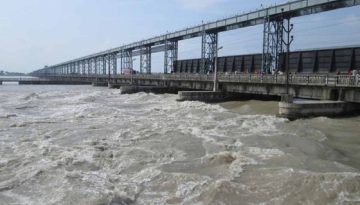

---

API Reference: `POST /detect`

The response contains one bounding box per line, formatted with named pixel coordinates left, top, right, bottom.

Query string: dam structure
left=28, top=0, right=360, bottom=118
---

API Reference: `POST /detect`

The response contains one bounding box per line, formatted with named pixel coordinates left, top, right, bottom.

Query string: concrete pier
left=92, top=82, right=108, bottom=87
left=177, top=91, right=229, bottom=102
left=279, top=99, right=360, bottom=119
left=120, top=85, right=180, bottom=94
left=0, top=81, right=2, bottom=85
left=108, top=83, right=122, bottom=89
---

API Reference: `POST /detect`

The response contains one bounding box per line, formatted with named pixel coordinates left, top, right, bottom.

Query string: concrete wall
left=37, top=75, right=360, bottom=103
left=279, top=101, right=360, bottom=119
left=174, top=47, right=360, bottom=74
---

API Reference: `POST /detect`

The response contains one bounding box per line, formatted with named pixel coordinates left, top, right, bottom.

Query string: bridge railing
left=41, top=73, right=360, bottom=87
left=0, top=77, right=40, bottom=82
left=335, top=75, right=358, bottom=86
left=218, top=73, right=360, bottom=87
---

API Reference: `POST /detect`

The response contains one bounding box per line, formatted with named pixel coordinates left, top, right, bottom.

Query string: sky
left=0, top=0, right=359, bottom=73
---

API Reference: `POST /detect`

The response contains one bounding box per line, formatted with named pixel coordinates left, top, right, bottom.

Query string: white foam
left=245, top=147, right=285, bottom=160
left=1, top=85, right=360, bottom=205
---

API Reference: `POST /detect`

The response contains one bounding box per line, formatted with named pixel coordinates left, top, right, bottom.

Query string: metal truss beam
left=105, top=54, right=118, bottom=77
left=102, top=56, right=106, bottom=75
left=94, top=58, right=98, bottom=74
left=72, top=63, right=76, bottom=74
left=77, top=62, right=80, bottom=74
left=262, top=14, right=284, bottom=74
left=122, top=49, right=133, bottom=73
left=140, top=46, right=151, bottom=74
left=81, top=61, right=86, bottom=74
left=262, top=11, right=293, bottom=74
left=73, top=62, right=77, bottom=74
left=65, top=64, right=69, bottom=74
left=88, top=58, right=94, bottom=75
left=86, top=59, right=90, bottom=75
left=201, top=30, right=218, bottom=74
left=76, top=62, right=80, bottom=74
left=111, top=54, right=117, bottom=75
left=120, top=51, right=123, bottom=74
left=164, top=40, right=178, bottom=74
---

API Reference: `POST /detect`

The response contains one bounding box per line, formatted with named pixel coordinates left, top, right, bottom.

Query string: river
left=0, top=84, right=359, bottom=205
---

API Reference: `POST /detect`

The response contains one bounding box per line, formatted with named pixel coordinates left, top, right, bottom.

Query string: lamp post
left=213, top=46, right=223, bottom=92
left=283, top=21, right=294, bottom=95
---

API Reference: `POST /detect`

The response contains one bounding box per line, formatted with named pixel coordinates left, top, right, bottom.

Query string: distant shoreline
left=0, top=71, right=27, bottom=76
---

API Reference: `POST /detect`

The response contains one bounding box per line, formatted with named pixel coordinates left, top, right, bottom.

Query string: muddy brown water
left=0, top=85, right=359, bottom=205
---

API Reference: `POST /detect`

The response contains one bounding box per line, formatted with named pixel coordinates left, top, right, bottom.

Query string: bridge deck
left=43, top=73, right=360, bottom=88
left=0, top=77, right=41, bottom=82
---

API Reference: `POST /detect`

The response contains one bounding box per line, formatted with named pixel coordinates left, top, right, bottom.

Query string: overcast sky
left=0, top=0, right=359, bottom=73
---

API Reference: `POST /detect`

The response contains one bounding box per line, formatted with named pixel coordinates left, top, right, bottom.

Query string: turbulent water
left=0, top=84, right=360, bottom=205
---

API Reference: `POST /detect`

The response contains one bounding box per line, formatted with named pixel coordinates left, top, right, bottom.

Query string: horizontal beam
left=132, top=44, right=165, bottom=56
left=35, top=73, right=360, bottom=88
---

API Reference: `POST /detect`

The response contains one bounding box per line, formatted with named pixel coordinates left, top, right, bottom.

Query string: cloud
left=178, top=0, right=224, bottom=10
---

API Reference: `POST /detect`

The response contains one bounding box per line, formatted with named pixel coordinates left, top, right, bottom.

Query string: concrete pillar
left=279, top=100, right=360, bottom=120
left=281, top=94, right=294, bottom=103
left=177, top=91, right=229, bottom=102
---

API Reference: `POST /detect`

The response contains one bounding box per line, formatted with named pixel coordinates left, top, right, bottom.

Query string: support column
left=164, top=40, right=178, bottom=74
left=262, top=13, right=284, bottom=74
left=95, top=57, right=99, bottom=75
left=92, top=58, right=96, bottom=75
left=81, top=61, right=86, bottom=75
left=106, top=55, right=111, bottom=78
left=262, top=10, right=293, bottom=75
left=282, top=17, right=294, bottom=94
left=112, top=54, right=117, bottom=75
left=102, top=56, right=106, bottom=75
left=88, top=59, right=92, bottom=75
left=120, top=51, right=123, bottom=74
left=122, top=49, right=133, bottom=74
left=201, top=29, right=218, bottom=74
left=86, top=59, right=90, bottom=75
left=76, top=62, right=80, bottom=74
left=140, top=46, right=151, bottom=74
left=71, top=63, right=75, bottom=74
